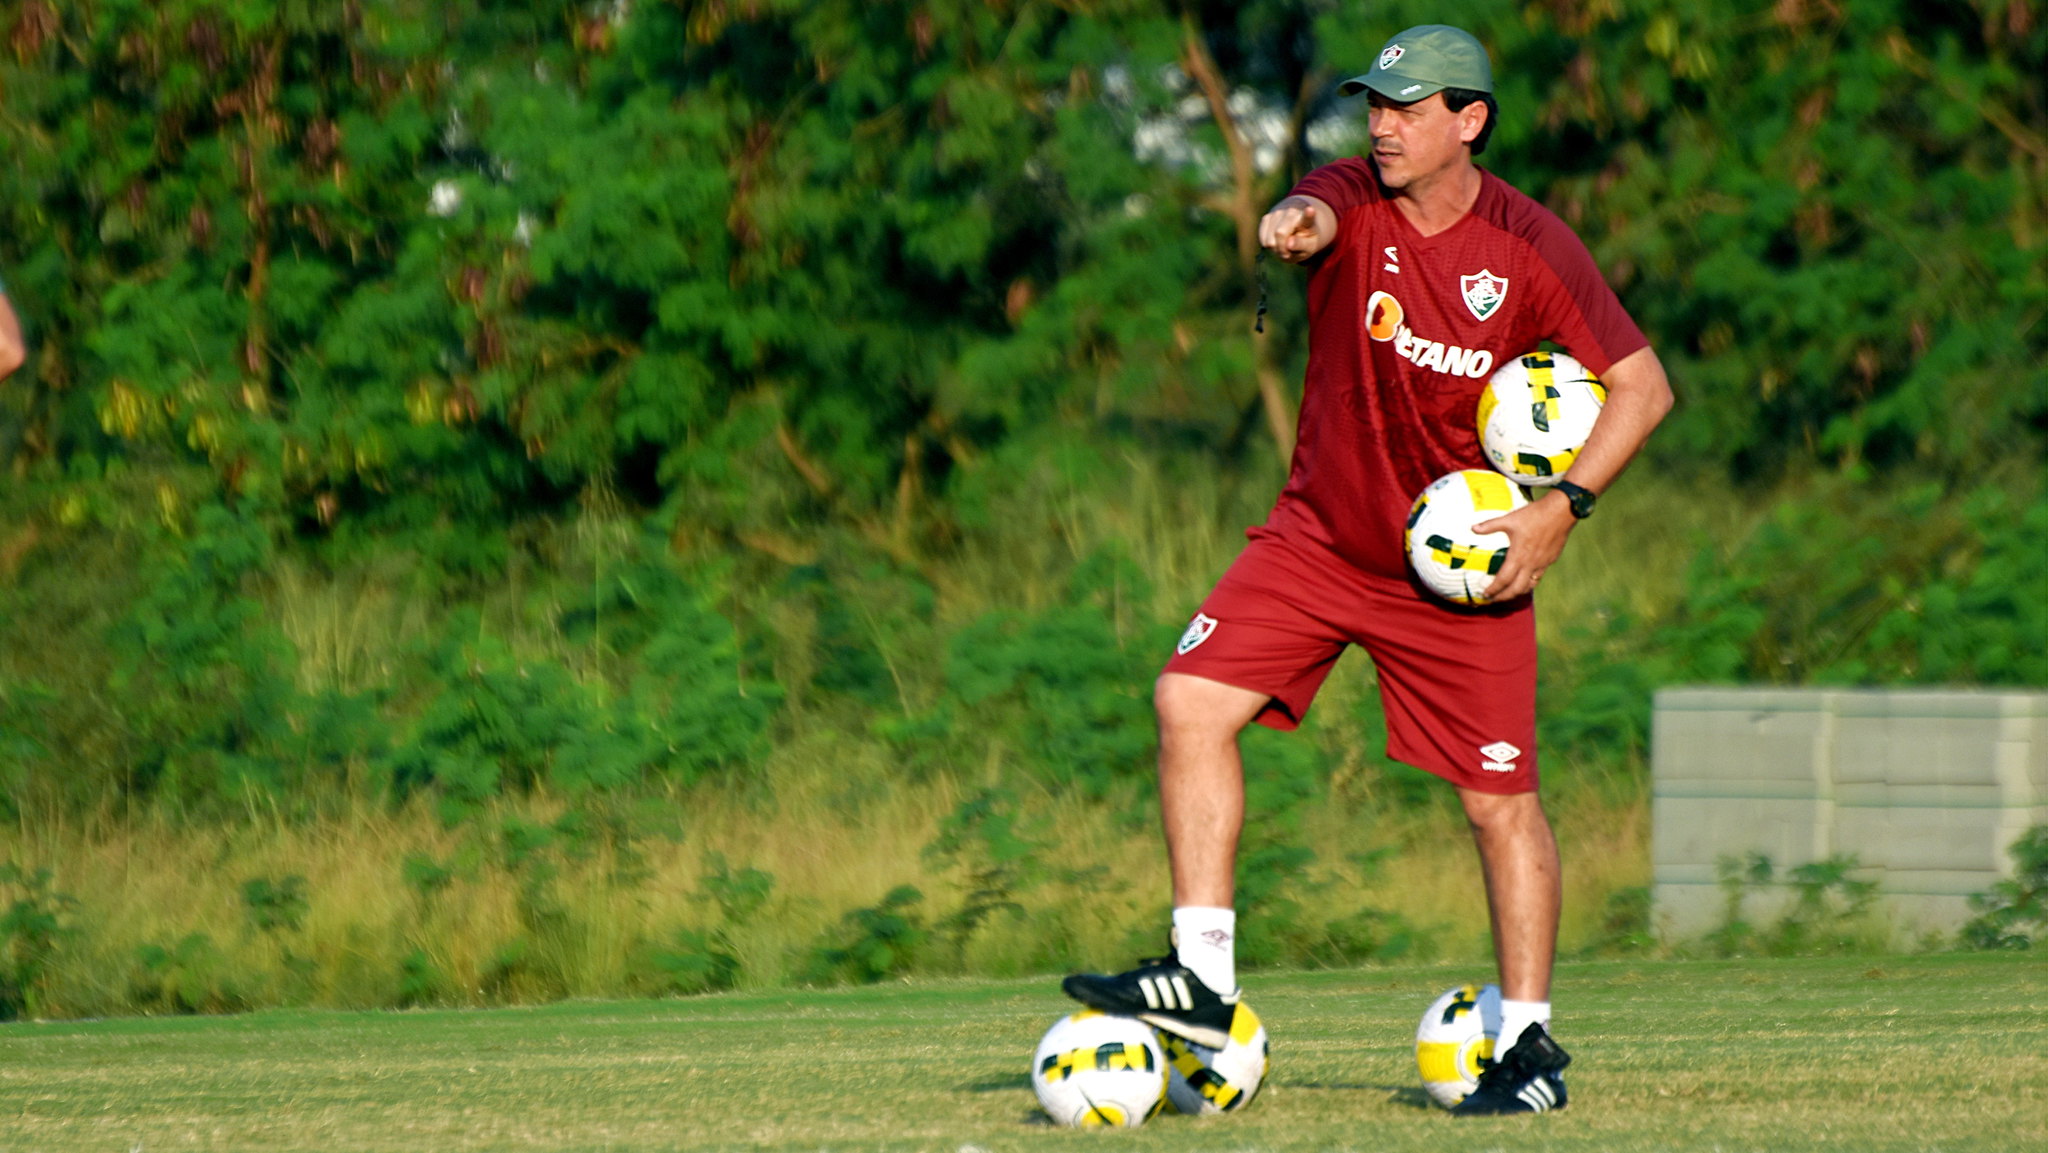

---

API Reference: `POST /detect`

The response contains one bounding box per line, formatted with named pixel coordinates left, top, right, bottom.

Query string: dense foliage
left=0, top=1, right=2045, bottom=1003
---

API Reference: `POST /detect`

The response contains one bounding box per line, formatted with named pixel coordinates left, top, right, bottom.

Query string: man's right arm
left=0, top=294, right=23, bottom=380
left=1258, top=195, right=1337, bottom=264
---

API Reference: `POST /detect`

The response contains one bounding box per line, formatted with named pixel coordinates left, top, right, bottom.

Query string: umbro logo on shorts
left=1479, top=740, right=1521, bottom=773
left=1138, top=974, right=1197, bottom=1011
left=1176, top=613, right=1218, bottom=656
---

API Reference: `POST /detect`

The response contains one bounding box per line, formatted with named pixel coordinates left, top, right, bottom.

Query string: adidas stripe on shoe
left=1449, top=1022, right=1570, bottom=1117
left=1513, top=1074, right=1562, bottom=1112
left=1061, top=949, right=1239, bottom=1050
left=1136, top=973, right=1198, bottom=1012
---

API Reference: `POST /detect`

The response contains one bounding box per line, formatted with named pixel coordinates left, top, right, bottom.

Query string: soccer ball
left=1031, top=1010, right=1167, bottom=1128
left=1477, top=350, right=1606, bottom=486
left=1416, top=982, right=1502, bottom=1109
left=1404, top=469, right=1528, bottom=605
left=1157, top=1002, right=1270, bottom=1114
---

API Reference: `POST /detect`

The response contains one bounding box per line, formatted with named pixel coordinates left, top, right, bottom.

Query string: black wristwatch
left=1553, top=480, right=1597, bottom=519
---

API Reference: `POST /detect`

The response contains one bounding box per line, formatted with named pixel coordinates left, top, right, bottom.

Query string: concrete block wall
left=1650, top=687, right=2048, bottom=943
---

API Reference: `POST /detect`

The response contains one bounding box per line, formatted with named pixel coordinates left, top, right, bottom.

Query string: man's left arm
left=1475, top=344, right=1673, bottom=601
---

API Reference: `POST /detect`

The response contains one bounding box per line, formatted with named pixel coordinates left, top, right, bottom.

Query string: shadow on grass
left=1382, top=1085, right=1435, bottom=1110
left=1278, top=1081, right=1435, bottom=1110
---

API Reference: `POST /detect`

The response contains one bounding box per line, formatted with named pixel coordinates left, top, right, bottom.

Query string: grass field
left=2, top=952, right=2042, bottom=1152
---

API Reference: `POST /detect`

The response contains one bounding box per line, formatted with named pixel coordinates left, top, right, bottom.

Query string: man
left=0, top=272, right=22, bottom=381
left=1062, top=25, right=1672, bottom=1116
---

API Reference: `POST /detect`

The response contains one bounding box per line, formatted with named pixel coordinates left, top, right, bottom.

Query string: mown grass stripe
left=0, top=953, right=2042, bottom=1152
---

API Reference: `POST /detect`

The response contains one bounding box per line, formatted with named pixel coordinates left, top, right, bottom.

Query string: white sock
left=1171, top=906, right=1237, bottom=995
left=1497, top=999, right=1551, bottom=1055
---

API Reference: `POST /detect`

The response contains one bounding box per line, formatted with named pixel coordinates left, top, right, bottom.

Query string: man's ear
left=1458, top=100, right=1489, bottom=146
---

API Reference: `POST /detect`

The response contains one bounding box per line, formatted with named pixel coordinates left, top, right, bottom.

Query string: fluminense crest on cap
left=1340, top=24, right=1493, bottom=101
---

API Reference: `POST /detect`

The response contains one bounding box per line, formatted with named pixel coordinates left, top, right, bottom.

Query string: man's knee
left=1458, top=788, right=1548, bottom=836
left=1155, top=673, right=1266, bottom=743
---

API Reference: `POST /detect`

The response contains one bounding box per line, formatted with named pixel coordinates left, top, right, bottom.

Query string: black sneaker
left=1449, top=1022, right=1570, bottom=1116
left=1061, top=944, right=1240, bottom=1050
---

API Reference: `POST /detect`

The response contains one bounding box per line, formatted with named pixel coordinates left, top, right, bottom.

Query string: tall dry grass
left=0, top=750, right=1647, bottom=1017
left=0, top=447, right=1713, bottom=1017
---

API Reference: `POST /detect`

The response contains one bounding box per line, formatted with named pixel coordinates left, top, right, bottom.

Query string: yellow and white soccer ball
left=1416, top=982, right=1502, bottom=1109
left=1031, top=1009, right=1168, bottom=1128
left=1477, top=350, right=1607, bottom=486
left=1404, top=469, right=1528, bottom=604
left=1157, top=1002, right=1270, bottom=1115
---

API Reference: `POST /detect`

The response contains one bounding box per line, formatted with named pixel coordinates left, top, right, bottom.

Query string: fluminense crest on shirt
left=1460, top=269, right=1508, bottom=322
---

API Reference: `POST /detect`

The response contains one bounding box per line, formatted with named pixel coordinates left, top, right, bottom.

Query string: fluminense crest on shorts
left=1460, top=269, right=1507, bottom=322
left=1177, top=612, right=1218, bottom=655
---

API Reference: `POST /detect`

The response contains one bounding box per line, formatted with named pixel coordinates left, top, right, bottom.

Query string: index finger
left=1258, top=207, right=1300, bottom=250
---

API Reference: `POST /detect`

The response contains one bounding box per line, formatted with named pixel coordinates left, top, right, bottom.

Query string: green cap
left=1338, top=25, right=1493, bottom=101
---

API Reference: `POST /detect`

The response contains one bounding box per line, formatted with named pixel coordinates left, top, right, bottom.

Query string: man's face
left=1366, top=90, right=1486, bottom=190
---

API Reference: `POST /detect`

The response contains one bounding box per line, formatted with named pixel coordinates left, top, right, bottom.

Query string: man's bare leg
left=1457, top=788, right=1560, bottom=1000
left=1154, top=673, right=1272, bottom=908
left=1450, top=785, right=1573, bottom=1114
left=1058, top=673, right=1270, bottom=1045
left=1458, top=785, right=1561, bottom=1064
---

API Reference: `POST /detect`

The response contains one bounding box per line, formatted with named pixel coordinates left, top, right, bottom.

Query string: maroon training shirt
left=1263, top=159, right=1648, bottom=580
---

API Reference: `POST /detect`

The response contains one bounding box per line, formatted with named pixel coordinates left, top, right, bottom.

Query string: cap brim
left=1338, top=72, right=1447, bottom=102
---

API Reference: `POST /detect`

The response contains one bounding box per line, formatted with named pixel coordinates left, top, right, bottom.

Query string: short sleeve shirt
left=1262, top=159, right=1648, bottom=580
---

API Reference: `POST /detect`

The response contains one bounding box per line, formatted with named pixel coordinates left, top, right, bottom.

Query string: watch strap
left=1554, top=479, right=1597, bottom=519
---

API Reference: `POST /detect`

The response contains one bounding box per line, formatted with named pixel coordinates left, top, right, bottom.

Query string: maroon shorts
left=1165, top=530, right=1538, bottom=794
